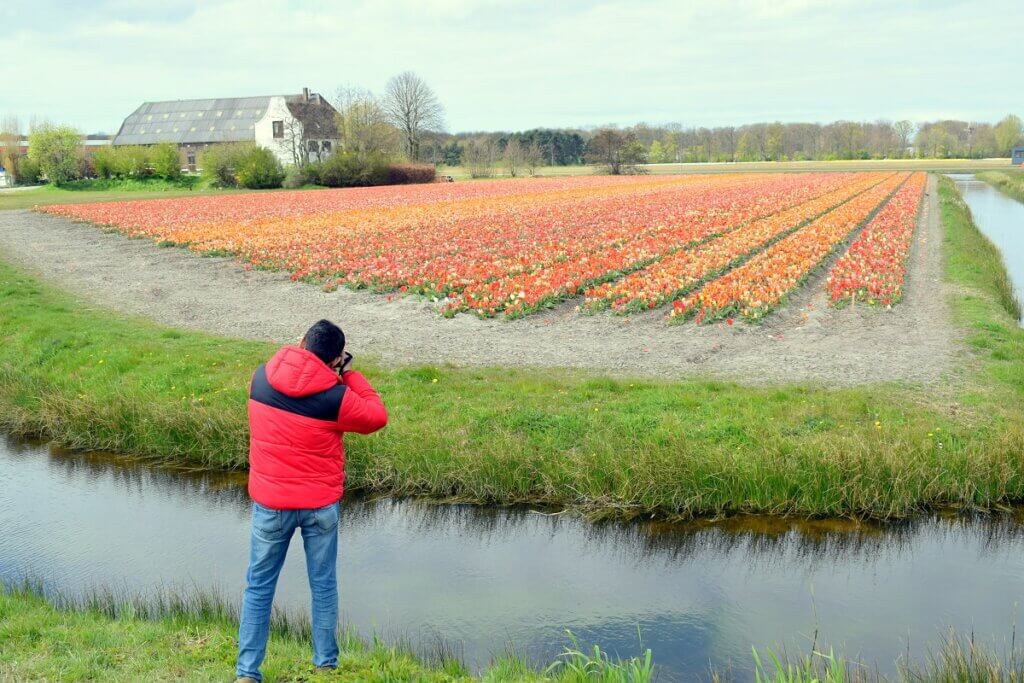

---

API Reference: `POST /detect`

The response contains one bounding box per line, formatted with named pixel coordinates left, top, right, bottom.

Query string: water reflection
left=4, top=436, right=1023, bottom=681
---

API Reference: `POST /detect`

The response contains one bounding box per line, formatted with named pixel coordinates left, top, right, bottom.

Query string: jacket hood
left=265, top=346, right=340, bottom=398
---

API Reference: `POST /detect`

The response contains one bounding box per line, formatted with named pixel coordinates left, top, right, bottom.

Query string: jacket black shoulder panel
left=249, top=364, right=346, bottom=422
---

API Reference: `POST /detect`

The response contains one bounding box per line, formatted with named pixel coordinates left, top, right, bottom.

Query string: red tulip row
left=670, top=173, right=910, bottom=322
left=582, top=172, right=891, bottom=313
left=826, top=172, right=926, bottom=307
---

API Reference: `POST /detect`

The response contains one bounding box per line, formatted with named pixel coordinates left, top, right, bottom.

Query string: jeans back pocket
left=252, top=502, right=287, bottom=540
left=312, top=502, right=340, bottom=534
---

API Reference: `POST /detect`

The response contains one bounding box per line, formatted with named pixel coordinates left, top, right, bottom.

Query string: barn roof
left=112, top=92, right=337, bottom=146
left=113, top=96, right=274, bottom=145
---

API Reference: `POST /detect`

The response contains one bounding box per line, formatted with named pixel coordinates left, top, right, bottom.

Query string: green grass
left=0, top=176, right=251, bottom=210
left=978, top=169, right=1024, bottom=204
left=1, top=176, right=1024, bottom=519
left=440, top=158, right=1012, bottom=181
left=0, top=584, right=653, bottom=682
left=6, top=584, right=1024, bottom=682
left=747, top=637, right=1024, bottom=682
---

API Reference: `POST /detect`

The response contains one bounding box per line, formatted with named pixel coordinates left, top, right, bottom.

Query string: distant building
left=112, top=88, right=339, bottom=171
left=10, top=134, right=111, bottom=157
left=1013, top=146, right=1024, bottom=166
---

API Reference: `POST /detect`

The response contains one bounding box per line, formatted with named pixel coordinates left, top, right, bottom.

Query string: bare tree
left=894, top=120, right=914, bottom=158
left=503, top=138, right=525, bottom=177
left=383, top=71, right=445, bottom=161
left=463, top=136, right=498, bottom=178
left=0, top=115, right=21, bottom=186
left=275, top=116, right=307, bottom=166
left=525, top=141, right=543, bottom=176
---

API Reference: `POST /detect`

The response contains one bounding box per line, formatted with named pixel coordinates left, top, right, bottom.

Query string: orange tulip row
left=444, top=174, right=858, bottom=317
left=582, top=172, right=892, bottom=313
left=826, top=173, right=926, bottom=307
left=670, top=173, right=911, bottom=322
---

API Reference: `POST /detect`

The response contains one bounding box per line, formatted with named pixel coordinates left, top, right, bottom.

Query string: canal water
left=4, top=437, right=1024, bottom=681
left=949, top=173, right=1024, bottom=325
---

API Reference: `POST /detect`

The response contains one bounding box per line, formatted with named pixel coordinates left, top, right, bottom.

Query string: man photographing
left=236, top=319, right=388, bottom=683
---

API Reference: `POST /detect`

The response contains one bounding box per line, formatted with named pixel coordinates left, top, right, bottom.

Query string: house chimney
left=302, top=87, right=310, bottom=102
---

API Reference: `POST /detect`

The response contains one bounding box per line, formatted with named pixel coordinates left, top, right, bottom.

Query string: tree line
left=4, top=69, right=1024, bottom=186
left=409, top=116, right=1023, bottom=170
left=330, top=75, right=1024, bottom=173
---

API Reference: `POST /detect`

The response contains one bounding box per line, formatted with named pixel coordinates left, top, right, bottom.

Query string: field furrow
left=671, top=172, right=910, bottom=322
left=582, top=172, right=892, bottom=313
left=826, top=172, right=927, bottom=307
left=444, top=174, right=855, bottom=316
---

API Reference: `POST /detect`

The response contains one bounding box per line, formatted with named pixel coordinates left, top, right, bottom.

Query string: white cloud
left=1, top=0, right=1020, bottom=133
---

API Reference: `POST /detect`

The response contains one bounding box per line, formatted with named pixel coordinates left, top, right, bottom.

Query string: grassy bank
left=978, top=169, right=1024, bottom=204
left=0, top=177, right=247, bottom=211
left=0, top=585, right=652, bottom=682
left=4, top=586, right=1024, bottom=682
left=1, top=176, right=1023, bottom=519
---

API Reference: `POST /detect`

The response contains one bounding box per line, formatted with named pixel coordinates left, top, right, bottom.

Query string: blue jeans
left=236, top=501, right=340, bottom=682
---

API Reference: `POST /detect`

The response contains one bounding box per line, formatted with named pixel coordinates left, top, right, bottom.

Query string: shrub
left=234, top=147, right=284, bottom=189
left=318, top=151, right=389, bottom=188
left=387, top=163, right=435, bottom=185
left=199, top=143, right=251, bottom=187
left=15, top=156, right=40, bottom=185
left=28, top=124, right=82, bottom=185
left=283, top=165, right=304, bottom=189
left=117, top=146, right=151, bottom=178
left=283, top=162, right=323, bottom=189
left=149, top=143, right=182, bottom=180
left=91, top=146, right=117, bottom=179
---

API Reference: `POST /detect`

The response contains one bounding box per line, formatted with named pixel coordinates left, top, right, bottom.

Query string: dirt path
left=0, top=175, right=957, bottom=386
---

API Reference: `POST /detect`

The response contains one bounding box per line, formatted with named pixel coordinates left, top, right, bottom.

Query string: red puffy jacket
left=247, top=346, right=388, bottom=509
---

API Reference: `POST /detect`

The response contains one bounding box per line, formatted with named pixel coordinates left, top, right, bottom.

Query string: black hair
left=303, top=319, right=345, bottom=364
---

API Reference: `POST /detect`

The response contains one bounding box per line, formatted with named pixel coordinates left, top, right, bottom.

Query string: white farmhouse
left=112, top=88, right=339, bottom=170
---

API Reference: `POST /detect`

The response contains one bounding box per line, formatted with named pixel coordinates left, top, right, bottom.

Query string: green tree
left=235, top=147, right=284, bottom=189
left=586, top=128, right=647, bottom=175
left=28, top=124, right=82, bottom=185
left=648, top=140, right=666, bottom=163
left=199, top=143, right=251, bottom=187
left=149, top=143, right=182, bottom=180
left=994, top=115, right=1023, bottom=156
left=661, top=135, right=678, bottom=163
left=117, top=146, right=150, bottom=178
left=765, top=123, right=785, bottom=161
left=736, top=132, right=757, bottom=161
left=16, top=156, right=40, bottom=184
left=334, top=87, right=400, bottom=158
left=91, top=146, right=117, bottom=179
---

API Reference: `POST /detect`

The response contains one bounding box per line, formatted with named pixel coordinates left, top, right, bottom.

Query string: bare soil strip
left=0, top=176, right=956, bottom=385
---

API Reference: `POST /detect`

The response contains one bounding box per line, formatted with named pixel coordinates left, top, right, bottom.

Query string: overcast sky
left=2, top=0, right=1021, bottom=134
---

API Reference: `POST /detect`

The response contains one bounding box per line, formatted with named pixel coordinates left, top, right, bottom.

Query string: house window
left=308, top=140, right=319, bottom=153
left=321, top=141, right=332, bottom=154
left=272, top=121, right=284, bottom=139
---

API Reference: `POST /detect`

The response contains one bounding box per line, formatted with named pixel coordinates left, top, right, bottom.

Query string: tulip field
left=41, top=171, right=925, bottom=323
